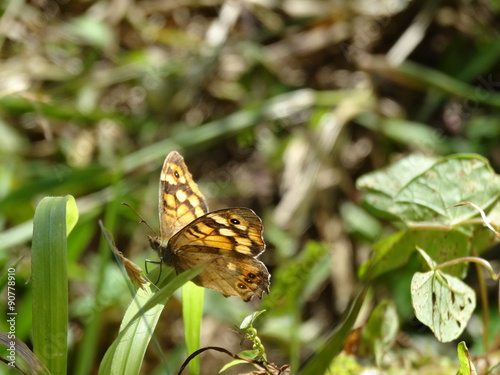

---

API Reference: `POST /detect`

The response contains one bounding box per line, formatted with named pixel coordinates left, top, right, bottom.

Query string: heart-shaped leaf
left=411, top=268, right=476, bottom=342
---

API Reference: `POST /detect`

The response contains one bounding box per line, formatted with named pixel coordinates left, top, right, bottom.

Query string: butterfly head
left=148, top=235, right=174, bottom=266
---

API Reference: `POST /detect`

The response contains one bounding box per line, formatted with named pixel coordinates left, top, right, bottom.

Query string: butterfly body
left=149, top=151, right=270, bottom=302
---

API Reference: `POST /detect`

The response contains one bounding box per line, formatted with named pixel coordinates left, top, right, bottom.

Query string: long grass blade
left=182, top=282, right=205, bottom=375
left=31, top=195, right=78, bottom=374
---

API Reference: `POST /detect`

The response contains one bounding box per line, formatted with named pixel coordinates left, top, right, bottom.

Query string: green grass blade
left=182, top=282, right=205, bottom=375
left=109, top=283, right=166, bottom=375
left=98, top=266, right=202, bottom=375
left=31, top=195, right=79, bottom=375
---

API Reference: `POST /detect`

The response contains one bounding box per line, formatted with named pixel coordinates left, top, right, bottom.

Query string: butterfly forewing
left=159, top=151, right=209, bottom=239
left=168, top=208, right=265, bottom=257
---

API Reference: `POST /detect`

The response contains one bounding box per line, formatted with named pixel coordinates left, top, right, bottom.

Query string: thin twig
left=177, top=346, right=270, bottom=375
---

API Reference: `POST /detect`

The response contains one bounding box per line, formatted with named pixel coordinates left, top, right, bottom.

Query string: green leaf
left=456, top=341, right=477, bottom=375
left=411, top=258, right=476, bottom=342
left=32, top=195, right=78, bottom=374
left=110, top=284, right=165, bottom=375
left=219, top=350, right=260, bottom=373
left=98, top=265, right=202, bottom=375
left=240, top=310, right=266, bottom=330
left=360, top=229, right=469, bottom=280
left=357, top=153, right=500, bottom=225
left=182, top=281, right=205, bottom=375
left=65, top=195, right=79, bottom=235
left=358, top=153, right=500, bottom=280
left=235, top=349, right=260, bottom=359
left=356, top=154, right=437, bottom=221
left=219, top=359, right=249, bottom=373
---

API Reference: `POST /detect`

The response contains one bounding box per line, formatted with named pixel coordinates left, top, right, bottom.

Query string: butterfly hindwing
left=158, top=151, right=208, bottom=239
left=171, top=249, right=270, bottom=302
left=165, top=208, right=270, bottom=301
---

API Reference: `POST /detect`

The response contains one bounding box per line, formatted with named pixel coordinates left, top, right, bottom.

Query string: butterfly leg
left=145, top=259, right=163, bottom=284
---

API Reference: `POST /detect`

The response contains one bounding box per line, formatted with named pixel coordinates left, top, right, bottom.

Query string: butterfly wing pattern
left=158, top=151, right=209, bottom=239
left=149, top=151, right=270, bottom=302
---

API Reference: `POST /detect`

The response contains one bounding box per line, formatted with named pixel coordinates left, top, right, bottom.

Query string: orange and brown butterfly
left=148, top=151, right=270, bottom=301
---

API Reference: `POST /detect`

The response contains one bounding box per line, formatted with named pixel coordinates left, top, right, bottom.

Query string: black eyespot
left=238, top=283, right=246, bottom=289
left=231, top=218, right=240, bottom=225
left=247, top=273, right=256, bottom=279
left=174, top=171, right=180, bottom=178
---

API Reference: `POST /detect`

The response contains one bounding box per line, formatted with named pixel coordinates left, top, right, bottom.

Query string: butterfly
left=148, top=151, right=270, bottom=302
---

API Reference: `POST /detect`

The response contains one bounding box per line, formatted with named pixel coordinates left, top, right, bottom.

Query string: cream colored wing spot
left=236, top=237, right=252, bottom=246
left=235, top=244, right=252, bottom=255
left=212, top=215, right=230, bottom=226
left=233, top=223, right=248, bottom=231
left=248, top=232, right=263, bottom=243
left=195, top=223, right=215, bottom=235
left=219, top=228, right=236, bottom=237
left=163, top=173, right=177, bottom=184
left=227, top=262, right=237, bottom=271
left=188, top=195, right=201, bottom=208
left=176, top=189, right=188, bottom=202
left=194, top=206, right=206, bottom=218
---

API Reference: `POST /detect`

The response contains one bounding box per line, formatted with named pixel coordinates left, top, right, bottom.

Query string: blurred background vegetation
left=1, top=0, right=500, bottom=374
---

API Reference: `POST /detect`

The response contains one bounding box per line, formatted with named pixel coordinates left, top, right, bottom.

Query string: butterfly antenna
left=121, top=202, right=157, bottom=235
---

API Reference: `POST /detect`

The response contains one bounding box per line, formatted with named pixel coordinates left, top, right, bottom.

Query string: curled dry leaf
left=100, top=221, right=147, bottom=290
left=118, top=252, right=148, bottom=290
